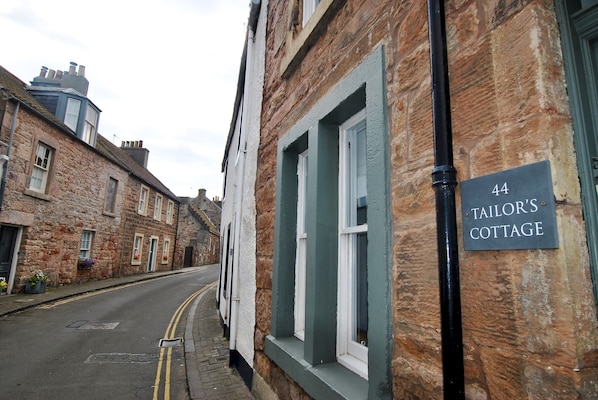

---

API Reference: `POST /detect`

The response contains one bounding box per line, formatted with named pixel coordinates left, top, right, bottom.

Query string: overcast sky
left=0, top=0, right=250, bottom=200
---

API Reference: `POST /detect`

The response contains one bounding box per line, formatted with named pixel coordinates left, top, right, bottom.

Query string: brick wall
left=255, top=0, right=598, bottom=398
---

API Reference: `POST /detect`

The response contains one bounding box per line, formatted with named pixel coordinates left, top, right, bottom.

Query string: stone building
left=175, top=188, right=221, bottom=268
left=0, top=64, right=179, bottom=293
left=224, top=0, right=598, bottom=399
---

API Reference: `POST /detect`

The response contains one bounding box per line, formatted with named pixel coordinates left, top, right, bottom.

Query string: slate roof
left=0, top=65, right=178, bottom=202
left=96, top=136, right=178, bottom=200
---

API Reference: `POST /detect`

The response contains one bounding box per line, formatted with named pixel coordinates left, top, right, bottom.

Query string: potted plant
left=25, top=270, right=49, bottom=294
left=78, top=257, right=97, bottom=270
left=0, top=277, right=7, bottom=294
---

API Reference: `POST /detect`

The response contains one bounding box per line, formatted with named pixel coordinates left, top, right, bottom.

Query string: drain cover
left=85, top=353, right=157, bottom=364
left=159, top=337, right=183, bottom=348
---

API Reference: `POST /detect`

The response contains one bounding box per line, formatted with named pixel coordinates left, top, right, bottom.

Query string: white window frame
left=162, top=238, right=170, bottom=264
left=80, top=230, right=94, bottom=259
left=65, top=98, right=81, bottom=131
left=82, top=106, right=98, bottom=144
left=166, top=200, right=174, bottom=224
left=337, top=109, right=368, bottom=379
left=154, top=194, right=163, bottom=221
left=294, top=150, right=308, bottom=340
left=302, top=0, right=321, bottom=26
left=138, top=185, right=149, bottom=215
left=132, top=234, right=143, bottom=264
left=29, top=142, right=52, bottom=192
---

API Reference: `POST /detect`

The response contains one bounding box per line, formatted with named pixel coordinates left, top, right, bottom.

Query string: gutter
left=426, top=1, right=465, bottom=398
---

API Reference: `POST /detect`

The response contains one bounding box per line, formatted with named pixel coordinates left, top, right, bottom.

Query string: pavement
left=0, top=265, right=254, bottom=400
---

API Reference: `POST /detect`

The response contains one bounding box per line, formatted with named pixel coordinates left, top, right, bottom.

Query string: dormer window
left=65, top=98, right=81, bottom=131
left=83, top=107, right=98, bottom=145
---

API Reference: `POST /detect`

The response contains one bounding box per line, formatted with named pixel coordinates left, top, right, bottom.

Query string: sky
left=0, top=0, right=250, bottom=200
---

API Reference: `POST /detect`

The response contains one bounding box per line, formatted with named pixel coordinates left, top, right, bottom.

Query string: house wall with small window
left=253, top=0, right=598, bottom=399
left=119, top=177, right=179, bottom=276
left=0, top=99, right=128, bottom=289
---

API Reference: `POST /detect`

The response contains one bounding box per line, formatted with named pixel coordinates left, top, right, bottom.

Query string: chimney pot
left=78, top=65, right=86, bottom=77
left=39, top=66, right=48, bottom=78
left=55, top=70, right=63, bottom=79
left=139, top=140, right=143, bottom=148
left=121, top=141, right=125, bottom=147
left=48, top=69, right=56, bottom=79
left=69, top=62, right=77, bottom=75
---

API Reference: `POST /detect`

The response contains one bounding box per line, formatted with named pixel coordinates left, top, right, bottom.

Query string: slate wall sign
left=460, top=161, right=559, bottom=251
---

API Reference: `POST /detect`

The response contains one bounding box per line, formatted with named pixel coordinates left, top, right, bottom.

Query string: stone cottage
left=175, top=188, right=221, bottom=268
left=222, top=0, right=598, bottom=399
left=0, top=63, right=179, bottom=293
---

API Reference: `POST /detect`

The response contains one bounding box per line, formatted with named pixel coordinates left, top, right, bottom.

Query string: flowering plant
left=162, top=255, right=168, bottom=262
left=0, top=277, right=7, bottom=291
left=28, top=270, right=49, bottom=287
left=78, top=257, right=97, bottom=269
left=133, top=253, right=140, bottom=260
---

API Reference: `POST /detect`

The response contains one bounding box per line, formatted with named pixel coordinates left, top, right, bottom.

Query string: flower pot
left=25, top=281, right=46, bottom=294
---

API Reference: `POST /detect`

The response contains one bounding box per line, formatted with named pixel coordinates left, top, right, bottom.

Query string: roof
left=0, top=64, right=178, bottom=202
left=96, top=136, right=178, bottom=201
left=0, top=65, right=67, bottom=129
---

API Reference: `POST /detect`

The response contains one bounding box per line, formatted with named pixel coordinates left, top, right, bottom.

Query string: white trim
left=294, top=150, right=308, bottom=340
left=154, top=194, right=163, bottom=221
left=337, top=109, right=368, bottom=378
left=138, top=185, right=149, bottom=215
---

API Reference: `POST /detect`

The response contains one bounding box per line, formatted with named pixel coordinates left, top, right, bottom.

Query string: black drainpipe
left=426, top=0, right=465, bottom=399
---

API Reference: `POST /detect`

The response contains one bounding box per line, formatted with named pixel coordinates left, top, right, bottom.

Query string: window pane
left=30, top=143, right=51, bottom=192
left=343, top=119, right=367, bottom=228
left=354, top=231, right=368, bottom=346
left=294, top=151, right=308, bottom=339
left=65, top=98, right=81, bottom=131
left=79, top=231, right=92, bottom=259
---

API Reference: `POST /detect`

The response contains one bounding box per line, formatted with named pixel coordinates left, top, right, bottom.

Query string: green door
left=556, top=1, right=598, bottom=303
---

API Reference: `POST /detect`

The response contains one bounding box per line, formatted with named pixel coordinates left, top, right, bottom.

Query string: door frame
left=147, top=236, right=159, bottom=272
left=0, top=224, right=22, bottom=294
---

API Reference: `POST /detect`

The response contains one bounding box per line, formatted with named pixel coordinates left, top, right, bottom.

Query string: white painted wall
left=218, top=0, right=267, bottom=370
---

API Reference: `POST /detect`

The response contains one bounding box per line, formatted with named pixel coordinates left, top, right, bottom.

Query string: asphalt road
left=0, top=265, right=220, bottom=400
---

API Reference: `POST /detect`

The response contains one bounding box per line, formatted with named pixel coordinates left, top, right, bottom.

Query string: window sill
left=265, top=335, right=368, bottom=400
left=24, top=189, right=53, bottom=202
left=102, top=210, right=117, bottom=218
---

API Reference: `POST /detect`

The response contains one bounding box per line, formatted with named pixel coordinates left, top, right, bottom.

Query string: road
left=0, top=265, right=220, bottom=400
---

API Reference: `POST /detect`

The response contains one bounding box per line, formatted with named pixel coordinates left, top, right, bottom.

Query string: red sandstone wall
left=255, top=0, right=598, bottom=398
left=0, top=101, right=178, bottom=288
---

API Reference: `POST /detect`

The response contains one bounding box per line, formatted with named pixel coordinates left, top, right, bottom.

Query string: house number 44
left=492, top=182, right=509, bottom=196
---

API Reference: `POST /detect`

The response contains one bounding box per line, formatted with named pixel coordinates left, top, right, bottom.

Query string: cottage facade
left=0, top=64, right=179, bottom=293
left=175, top=188, right=221, bottom=268
left=235, top=0, right=598, bottom=399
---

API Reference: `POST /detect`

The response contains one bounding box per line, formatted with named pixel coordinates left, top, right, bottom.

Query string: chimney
left=68, top=61, right=77, bottom=75
left=121, top=140, right=150, bottom=169
left=198, top=189, right=206, bottom=199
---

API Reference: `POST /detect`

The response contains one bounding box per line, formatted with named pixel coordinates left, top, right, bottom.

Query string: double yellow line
left=152, top=282, right=217, bottom=400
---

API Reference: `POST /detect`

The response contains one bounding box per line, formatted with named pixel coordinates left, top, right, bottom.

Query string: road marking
left=152, top=281, right=217, bottom=400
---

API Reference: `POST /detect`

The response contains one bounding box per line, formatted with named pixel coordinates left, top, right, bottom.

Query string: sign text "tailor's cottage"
left=460, top=161, right=558, bottom=251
